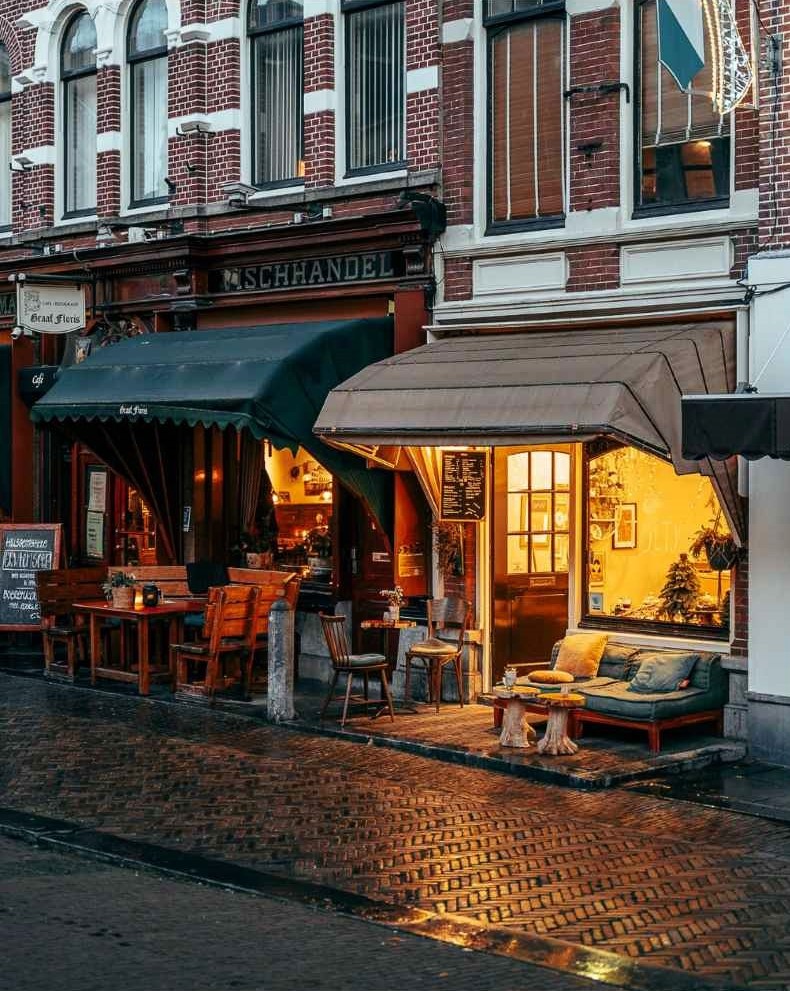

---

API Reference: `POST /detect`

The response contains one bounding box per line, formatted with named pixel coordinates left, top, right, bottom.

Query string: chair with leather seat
left=404, top=596, right=471, bottom=713
left=319, top=613, right=395, bottom=728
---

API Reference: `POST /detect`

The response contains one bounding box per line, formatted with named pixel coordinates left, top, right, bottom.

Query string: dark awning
left=683, top=393, right=790, bottom=461
left=32, top=320, right=395, bottom=554
left=316, top=320, right=746, bottom=542
left=0, top=346, right=10, bottom=514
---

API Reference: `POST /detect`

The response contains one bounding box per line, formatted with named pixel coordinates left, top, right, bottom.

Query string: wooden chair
left=404, top=596, right=471, bottom=713
left=35, top=567, right=107, bottom=681
left=319, top=613, right=395, bottom=728
left=227, top=569, right=301, bottom=686
left=170, top=584, right=260, bottom=702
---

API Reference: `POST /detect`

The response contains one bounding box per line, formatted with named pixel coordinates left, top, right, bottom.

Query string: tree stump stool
left=494, top=686, right=541, bottom=748
left=536, top=692, right=586, bottom=756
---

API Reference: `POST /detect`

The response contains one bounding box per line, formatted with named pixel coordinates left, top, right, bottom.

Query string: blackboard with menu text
left=0, top=524, right=62, bottom=630
left=440, top=451, right=487, bottom=522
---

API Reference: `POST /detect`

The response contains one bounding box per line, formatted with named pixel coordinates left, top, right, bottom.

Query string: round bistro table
left=493, top=685, right=541, bottom=748
left=536, top=692, right=586, bottom=756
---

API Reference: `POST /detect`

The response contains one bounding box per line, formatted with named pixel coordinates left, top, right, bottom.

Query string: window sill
left=124, top=198, right=170, bottom=215
left=247, top=183, right=305, bottom=203
left=336, top=165, right=408, bottom=187
left=632, top=197, right=730, bottom=221
left=579, top=615, right=729, bottom=644
left=485, top=215, right=565, bottom=237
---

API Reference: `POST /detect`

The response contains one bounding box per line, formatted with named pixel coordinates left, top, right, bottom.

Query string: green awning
left=0, top=346, right=10, bottom=514
left=32, top=320, right=394, bottom=536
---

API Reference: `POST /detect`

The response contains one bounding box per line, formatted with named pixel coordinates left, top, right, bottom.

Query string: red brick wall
left=758, top=0, right=790, bottom=248
left=568, top=8, right=621, bottom=212
left=441, top=36, right=474, bottom=227
left=731, top=550, right=748, bottom=657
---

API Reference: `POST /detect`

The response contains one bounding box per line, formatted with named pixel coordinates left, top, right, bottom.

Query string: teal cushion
left=628, top=651, right=699, bottom=694
left=579, top=681, right=708, bottom=720
left=346, top=653, right=386, bottom=668
left=598, top=644, right=640, bottom=681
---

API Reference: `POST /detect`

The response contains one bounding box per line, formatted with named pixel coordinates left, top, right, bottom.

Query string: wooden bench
left=35, top=567, right=106, bottom=681
left=227, top=568, right=301, bottom=688
left=111, top=565, right=190, bottom=599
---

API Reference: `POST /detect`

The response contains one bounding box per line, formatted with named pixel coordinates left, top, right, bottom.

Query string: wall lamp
left=221, top=181, right=256, bottom=209
left=176, top=120, right=213, bottom=137
left=11, top=156, right=34, bottom=172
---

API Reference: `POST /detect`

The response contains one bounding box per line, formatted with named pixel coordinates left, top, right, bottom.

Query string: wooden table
left=536, top=692, right=586, bottom=756
left=493, top=686, right=541, bottom=748
left=73, top=598, right=206, bottom=696
left=359, top=618, right=417, bottom=674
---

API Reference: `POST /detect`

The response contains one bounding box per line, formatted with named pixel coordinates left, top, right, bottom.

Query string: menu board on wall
left=0, top=524, right=62, bottom=630
left=440, top=451, right=487, bottom=522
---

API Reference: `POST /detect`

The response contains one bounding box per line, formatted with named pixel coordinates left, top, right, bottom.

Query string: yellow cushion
left=554, top=633, right=608, bottom=678
left=528, top=669, right=574, bottom=685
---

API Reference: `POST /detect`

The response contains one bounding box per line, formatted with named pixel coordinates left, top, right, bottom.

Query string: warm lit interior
left=586, top=447, right=731, bottom=630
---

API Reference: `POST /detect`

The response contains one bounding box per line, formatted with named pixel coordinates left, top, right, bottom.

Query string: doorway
left=492, top=447, right=571, bottom=682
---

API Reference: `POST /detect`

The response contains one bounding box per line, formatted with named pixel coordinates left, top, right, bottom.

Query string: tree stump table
left=536, top=692, right=586, bottom=756
left=493, top=686, right=541, bottom=748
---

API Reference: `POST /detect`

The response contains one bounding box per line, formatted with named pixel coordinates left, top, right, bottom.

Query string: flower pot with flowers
left=380, top=585, right=406, bottom=622
left=689, top=510, right=739, bottom=572
left=102, top=571, right=136, bottom=609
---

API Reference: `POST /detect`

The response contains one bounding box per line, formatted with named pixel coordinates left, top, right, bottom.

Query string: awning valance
left=316, top=320, right=746, bottom=541
left=32, top=320, right=395, bottom=552
left=683, top=394, right=790, bottom=461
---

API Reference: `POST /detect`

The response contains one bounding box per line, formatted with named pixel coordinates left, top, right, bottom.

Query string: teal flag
left=657, top=0, right=705, bottom=91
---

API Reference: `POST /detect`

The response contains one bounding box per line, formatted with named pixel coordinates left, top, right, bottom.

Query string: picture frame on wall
left=589, top=591, right=604, bottom=612
left=613, top=503, right=637, bottom=549
left=588, top=549, right=605, bottom=585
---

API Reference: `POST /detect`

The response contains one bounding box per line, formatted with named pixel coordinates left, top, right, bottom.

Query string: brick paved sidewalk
left=2, top=675, right=788, bottom=989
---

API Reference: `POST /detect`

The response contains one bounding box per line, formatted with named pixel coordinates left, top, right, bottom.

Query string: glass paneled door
left=493, top=447, right=571, bottom=682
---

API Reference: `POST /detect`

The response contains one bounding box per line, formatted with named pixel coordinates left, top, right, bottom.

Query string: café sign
left=16, top=284, right=86, bottom=334
left=212, top=251, right=397, bottom=294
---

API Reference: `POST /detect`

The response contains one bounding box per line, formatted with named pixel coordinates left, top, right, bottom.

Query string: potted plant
left=432, top=521, right=463, bottom=579
left=380, top=585, right=406, bottom=622
left=102, top=571, right=136, bottom=609
left=658, top=554, right=700, bottom=622
left=689, top=510, right=738, bottom=571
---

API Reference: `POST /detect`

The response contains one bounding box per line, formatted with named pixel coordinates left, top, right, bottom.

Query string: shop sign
left=211, top=251, right=397, bottom=294
left=16, top=284, right=86, bottom=334
left=0, top=523, right=62, bottom=630
left=17, top=365, right=59, bottom=406
left=0, top=293, right=16, bottom=318
left=440, top=451, right=487, bottom=522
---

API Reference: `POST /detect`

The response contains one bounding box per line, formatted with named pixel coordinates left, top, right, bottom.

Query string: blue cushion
left=628, top=651, right=699, bottom=694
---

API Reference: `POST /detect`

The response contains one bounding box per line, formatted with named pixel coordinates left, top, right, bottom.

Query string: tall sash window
left=62, top=13, right=97, bottom=217
left=249, top=1, right=304, bottom=187
left=0, top=46, right=11, bottom=229
left=343, top=0, right=406, bottom=174
left=485, top=0, right=566, bottom=233
left=128, top=0, right=168, bottom=206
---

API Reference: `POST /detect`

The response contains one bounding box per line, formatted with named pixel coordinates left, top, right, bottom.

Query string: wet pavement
left=3, top=673, right=790, bottom=989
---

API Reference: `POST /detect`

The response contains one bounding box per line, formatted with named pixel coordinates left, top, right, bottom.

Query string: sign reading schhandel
left=16, top=284, right=86, bottom=334
left=214, top=251, right=397, bottom=294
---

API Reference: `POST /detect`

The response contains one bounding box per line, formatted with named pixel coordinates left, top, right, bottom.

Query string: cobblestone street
left=2, top=674, right=789, bottom=989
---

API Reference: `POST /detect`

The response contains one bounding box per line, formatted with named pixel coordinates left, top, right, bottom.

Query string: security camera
left=10, top=326, right=24, bottom=340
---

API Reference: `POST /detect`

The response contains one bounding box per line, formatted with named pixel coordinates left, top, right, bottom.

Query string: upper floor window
left=248, top=0, right=304, bottom=187
left=343, top=0, right=405, bottom=175
left=128, top=0, right=168, bottom=207
left=636, top=0, right=729, bottom=215
left=485, top=0, right=565, bottom=233
left=62, top=12, right=97, bottom=217
left=0, top=45, right=11, bottom=230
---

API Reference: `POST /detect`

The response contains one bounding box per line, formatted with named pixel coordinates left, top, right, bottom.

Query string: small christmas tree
left=659, top=553, right=701, bottom=621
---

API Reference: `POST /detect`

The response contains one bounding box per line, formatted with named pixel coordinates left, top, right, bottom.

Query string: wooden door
left=493, top=448, right=571, bottom=682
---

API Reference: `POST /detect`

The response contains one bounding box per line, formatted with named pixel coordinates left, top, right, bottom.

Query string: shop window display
left=585, top=447, right=731, bottom=633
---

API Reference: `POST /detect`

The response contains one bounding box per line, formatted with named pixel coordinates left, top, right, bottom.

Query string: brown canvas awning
left=315, top=320, right=746, bottom=541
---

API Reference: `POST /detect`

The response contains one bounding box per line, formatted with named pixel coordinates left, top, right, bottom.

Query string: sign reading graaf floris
left=16, top=285, right=86, bottom=335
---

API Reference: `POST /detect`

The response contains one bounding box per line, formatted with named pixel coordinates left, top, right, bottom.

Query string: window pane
left=347, top=1, right=405, bottom=171
left=250, top=0, right=303, bottom=30
left=530, top=492, right=550, bottom=532
left=507, top=535, right=528, bottom=574
left=507, top=492, right=528, bottom=532
left=507, top=451, right=529, bottom=491
left=554, top=491, right=569, bottom=531
left=0, top=102, right=9, bottom=226
left=585, top=448, right=730, bottom=629
left=530, top=451, right=552, bottom=489
left=132, top=56, right=168, bottom=201
left=252, top=26, right=303, bottom=183
left=65, top=75, right=97, bottom=212
left=490, top=17, right=563, bottom=223
left=554, top=451, right=570, bottom=489
left=63, top=13, right=97, bottom=74
left=130, top=0, right=168, bottom=55
left=531, top=540, right=552, bottom=573
left=0, top=45, right=10, bottom=96
left=639, top=0, right=729, bottom=208
left=554, top=533, right=569, bottom=572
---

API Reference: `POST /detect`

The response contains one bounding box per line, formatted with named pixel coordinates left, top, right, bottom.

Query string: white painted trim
left=168, top=109, right=240, bottom=138
left=97, top=131, right=123, bottom=154
left=406, top=65, right=438, bottom=94
left=620, top=236, right=734, bottom=286
left=566, top=0, right=616, bottom=13
left=474, top=253, right=568, bottom=295
left=119, top=201, right=167, bottom=220
left=334, top=168, right=408, bottom=188
left=304, top=89, right=336, bottom=115
left=171, top=18, right=240, bottom=46
left=247, top=184, right=305, bottom=202
left=442, top=19, right=474, bottom=45
left=14, top=146, right=55, bottom=167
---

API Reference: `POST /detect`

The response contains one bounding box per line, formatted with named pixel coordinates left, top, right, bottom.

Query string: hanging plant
left=689, top=509, right=739, bottom=572
left=432, top=521, right=463, bottom=579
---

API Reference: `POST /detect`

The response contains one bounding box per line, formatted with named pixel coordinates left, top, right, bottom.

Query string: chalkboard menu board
left=440, top=451, right=487, bottom=521
left=0, top=524, right=62, bottom=630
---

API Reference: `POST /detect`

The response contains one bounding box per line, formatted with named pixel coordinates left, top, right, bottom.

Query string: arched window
left=128, top=0, right=168, bottom=206
left=0, top=45, right=11, bottom=229
left=248, top=0, right=304, bottom=186
left=61, top=12, right=97, bottom=216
